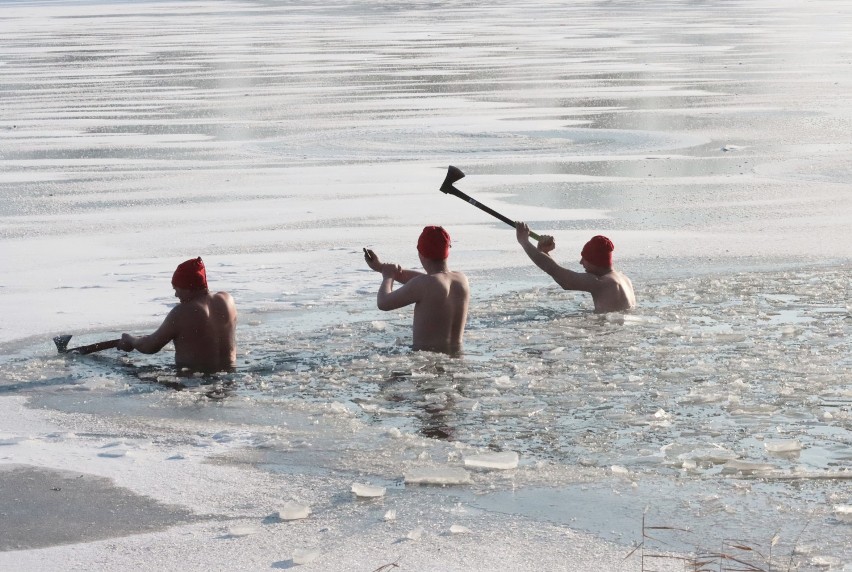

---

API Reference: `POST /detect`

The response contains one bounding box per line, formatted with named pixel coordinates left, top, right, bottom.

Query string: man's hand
left=364, top=248, right=383, bottom=272
left=515, top=221, right=531, bottom=244
left=117, top=333, right=136, bottom=352
left=537, top=235, right=556, bottom=254
left=381, top=263, right=401, bottom=281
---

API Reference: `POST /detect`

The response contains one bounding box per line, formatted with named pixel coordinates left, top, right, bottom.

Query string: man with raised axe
left=515, top=223, right=636, bottom=314
left=363, top=226, right=470, bottom=356
left=117, top=257, right=238, bottom=373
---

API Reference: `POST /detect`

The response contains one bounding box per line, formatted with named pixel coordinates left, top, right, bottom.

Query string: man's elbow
left=376, top=299, right=393, bottom=312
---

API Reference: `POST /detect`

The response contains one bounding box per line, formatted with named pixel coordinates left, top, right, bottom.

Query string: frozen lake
left=1, top=0, right=850, bottom=569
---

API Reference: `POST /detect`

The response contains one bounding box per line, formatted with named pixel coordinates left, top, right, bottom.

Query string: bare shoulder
left=211, top=291, right=235, bottom=305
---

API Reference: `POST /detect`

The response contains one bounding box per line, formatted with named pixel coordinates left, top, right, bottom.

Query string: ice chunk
left=721, top=460, right=775, bottom=475
left=98, top=448, right=130, bottom=458
left=449, top=524, right=470, bottom=534
left=463, top=451, right=519, bottom=470
left=610, top=465, right=629, bottom=476
left=383, top=509, right=397, bottom=521
left=292, top=548, right=321, bottom=564
left=371, top=321, right=387, bottom=331
left=764, top=439, right=802, bottom=453
left=351, top=483, right=386, bottom=498
left=276, top=501, right=311, bottom=521
left=834, top=505, right=852, bottom=523
left=404, top=467, right=472, bottom=485
left=406, top=527, right=424, bottom=541
left=227, top=525, right=260, bottom=537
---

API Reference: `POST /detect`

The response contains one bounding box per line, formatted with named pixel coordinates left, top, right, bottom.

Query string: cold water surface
left=4, top=267, right=849, bottom=567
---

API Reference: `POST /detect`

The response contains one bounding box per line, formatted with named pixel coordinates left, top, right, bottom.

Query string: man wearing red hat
left=364, top=226, right=470, bottom=355
left=515, top=222, right=635, bottom=313
left=117, top=257, right=237, bottom=373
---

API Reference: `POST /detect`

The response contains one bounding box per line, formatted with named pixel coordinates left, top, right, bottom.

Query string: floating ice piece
left=406, top=527, right=424, bottom=541
left=227, top=525, right=260, bottom=537
left=449, top=524, right=470, bottom=534
left=674, top=446, right=738, bottom=465
left=98, top=448, right=130, bottom=458
left=463, top=451, right=519, bottom=470
left=277, top=501, right=311, bottom=521
left=383, top=509, right=397, bottom=521
left=720, top=144, right=744, bottom=151
left=351, top=483, right=386, bottom=498
left=721, top=460, right=776, bottom=475
left=371, top=321, right=387, bottom=331
left=610, top=465, right=630, bottom=476
left=764, top=439, right=802, bottom=453
left=809, top=555, right=842, bottom=568
left=833, top=505, right=852, bottom=523
left=404, top=467, right=472, bottom=485
left=292, top=548, right=321, bottom=564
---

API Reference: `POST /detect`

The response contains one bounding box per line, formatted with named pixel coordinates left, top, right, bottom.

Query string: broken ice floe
left=227, top=525, right=260, bottom=538
left=833, top=505, right=852, bottom=523
left=351, top=482, right=386, bottom=497
left=463, top=451, right=519, bottom=470
left=383, top=509, right=397, bottom=521
left=610, top=465, right=630, bottom=476
left=764, top=439, right=802, bottom=454
left=405, top=527, right=424, bottom=541
left=449, top=524, right=471, bottom=534
left=721, top=460, right=776, bottom=475
left=276, top=501, right=311, bottom=521
left=98, top=448, right=131, bottom=458
left=404, top=467, right=472, bottom=485
left=292, top=548, right=321, bottom=564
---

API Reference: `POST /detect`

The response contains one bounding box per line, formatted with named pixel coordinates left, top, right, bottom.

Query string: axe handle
left=445, top=187, right=541, bottom=241
left=68, top=339, right=121, bottom=355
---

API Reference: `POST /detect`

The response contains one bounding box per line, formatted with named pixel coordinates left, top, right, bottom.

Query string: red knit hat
left=417, top=226, right=451, bottom=260
left=581, top=235, right=614, bottom=268
left=171, top=257, right=208, bottom=290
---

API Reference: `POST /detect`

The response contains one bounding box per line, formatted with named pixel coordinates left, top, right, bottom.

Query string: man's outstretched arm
left=118, top=308, right=180, bottom=354
left=516, top=222, right=597, bottom=293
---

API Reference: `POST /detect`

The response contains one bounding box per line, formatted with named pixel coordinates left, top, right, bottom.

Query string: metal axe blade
left=440, top=165, right=465, bottom=193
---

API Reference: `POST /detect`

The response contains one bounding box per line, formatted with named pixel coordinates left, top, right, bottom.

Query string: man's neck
left=422, top=260, right=449, bottom=274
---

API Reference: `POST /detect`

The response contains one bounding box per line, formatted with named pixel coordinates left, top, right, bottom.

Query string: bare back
left=409, top=271, right=470, bottom=354
left=170, top=292, right=237, bottom=372
left=589, top=270, right=635, bottom=314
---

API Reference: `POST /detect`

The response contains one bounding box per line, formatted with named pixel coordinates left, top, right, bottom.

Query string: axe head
left=53, top=335, right=73, bottom=353
left=440, top=165, right=465, bottom=193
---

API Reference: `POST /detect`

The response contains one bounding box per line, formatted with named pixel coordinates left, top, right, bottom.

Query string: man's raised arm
left=516, top=222, right=597, bottom=293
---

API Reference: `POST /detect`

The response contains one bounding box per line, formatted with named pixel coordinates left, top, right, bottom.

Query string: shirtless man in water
left=118, top=257, right=237, bottom=373
left=364, top=226, right=470, bottom=355
left=516, top=222, right=635, bottom=313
